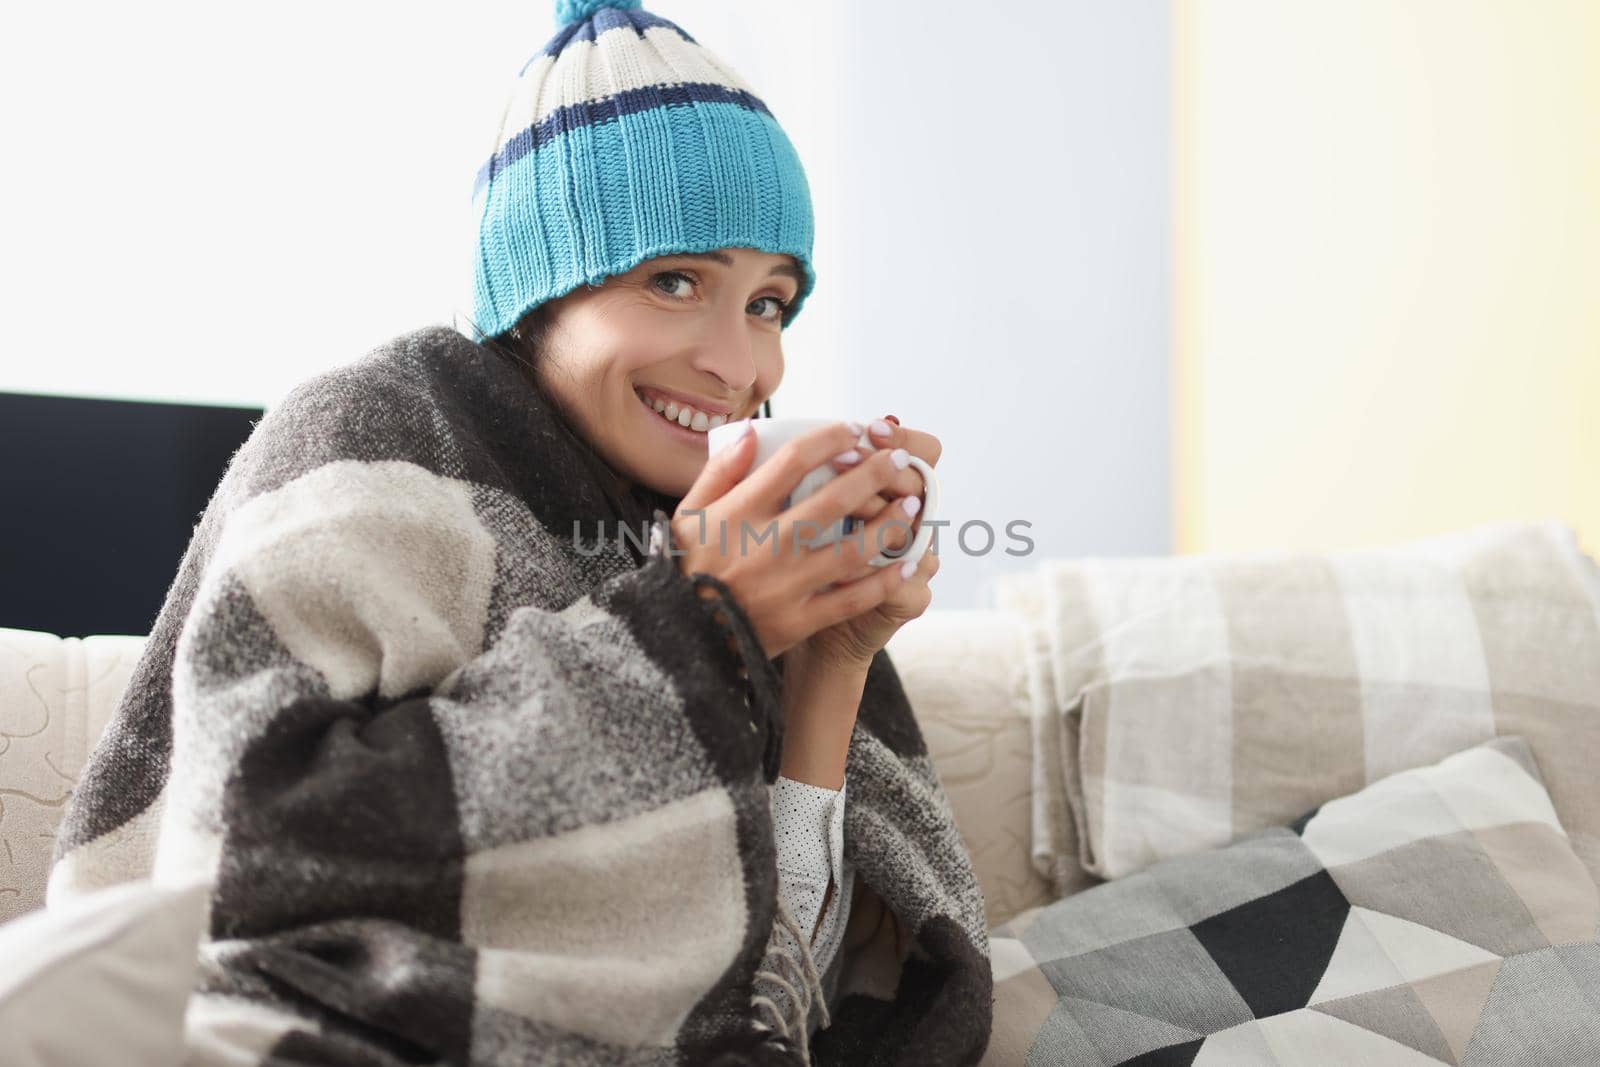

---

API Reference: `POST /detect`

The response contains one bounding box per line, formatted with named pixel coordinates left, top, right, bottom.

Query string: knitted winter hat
left=466, top=0, right=817, bottom=342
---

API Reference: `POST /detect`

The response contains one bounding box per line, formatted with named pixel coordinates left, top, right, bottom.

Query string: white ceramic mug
left=705, top=417, right=940, bottom=569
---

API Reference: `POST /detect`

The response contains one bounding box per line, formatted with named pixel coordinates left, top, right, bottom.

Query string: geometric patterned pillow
left=981, top=736, right=1600, bottom=1065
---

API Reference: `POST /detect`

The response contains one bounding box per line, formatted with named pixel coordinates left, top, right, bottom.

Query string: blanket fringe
left=750, top=893, right=831, bottom=1063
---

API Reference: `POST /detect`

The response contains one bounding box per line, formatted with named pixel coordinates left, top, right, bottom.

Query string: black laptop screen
left=1, top=391, right=263, bottom=638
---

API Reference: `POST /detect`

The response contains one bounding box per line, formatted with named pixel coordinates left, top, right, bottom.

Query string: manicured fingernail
left=884, top=415, right=901, bottom=426
left=869, top=419, right=893, bottom=438
left=900, top=496, right=921, bottom=518
left=891, top=447, right=910, bottom=469
left=845, top=420, right=864, bottom=436
left=834, top=449, right=862, bottom=464
left=900, top=558, right=917, bottom=579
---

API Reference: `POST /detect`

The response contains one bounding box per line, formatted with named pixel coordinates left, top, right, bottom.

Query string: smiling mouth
left=634, top=387, right=741, bottom=435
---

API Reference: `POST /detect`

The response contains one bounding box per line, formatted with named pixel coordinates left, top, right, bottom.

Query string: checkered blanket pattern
left=995, top=520, right=1600, bottom=886
left=46, top=325, right=992, bottom=1066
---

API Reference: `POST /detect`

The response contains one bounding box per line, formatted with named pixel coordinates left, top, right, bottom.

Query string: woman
left=49, top=2, right=993, bottom=1064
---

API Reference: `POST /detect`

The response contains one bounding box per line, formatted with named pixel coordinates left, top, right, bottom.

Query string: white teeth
left=638, top=388, right=727, bottom=433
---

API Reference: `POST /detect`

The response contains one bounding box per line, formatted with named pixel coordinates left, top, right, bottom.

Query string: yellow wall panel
left=1174, top=0, right=1600, bottom=560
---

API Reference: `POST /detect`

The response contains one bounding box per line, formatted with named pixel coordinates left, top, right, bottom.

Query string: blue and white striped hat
left=467, top=0, right=817, bottom=342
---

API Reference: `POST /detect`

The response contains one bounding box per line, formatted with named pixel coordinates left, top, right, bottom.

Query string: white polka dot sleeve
left=769, top=773, right=854, bottom=979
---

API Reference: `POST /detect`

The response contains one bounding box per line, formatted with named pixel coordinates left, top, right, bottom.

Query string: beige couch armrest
left=0, top=629, right=149, bottom=924
left=887, top=610, right=1057, bottom=928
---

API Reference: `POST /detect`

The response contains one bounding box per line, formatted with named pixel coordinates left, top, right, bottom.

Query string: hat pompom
left=554, top=0, right=642, bottom=27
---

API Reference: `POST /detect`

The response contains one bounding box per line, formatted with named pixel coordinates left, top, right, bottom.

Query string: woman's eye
left=652, top=270, right=790, bottom=324
left=653, top=271, right=695, bottom=299
left=751, top=296, right=791, bottom=323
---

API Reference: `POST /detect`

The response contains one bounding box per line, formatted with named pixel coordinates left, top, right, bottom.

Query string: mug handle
left=866, top=456, right=939, bottom=568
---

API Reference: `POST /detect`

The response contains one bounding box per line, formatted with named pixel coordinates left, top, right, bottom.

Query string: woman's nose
left=690, top=313, right=759, bottom=392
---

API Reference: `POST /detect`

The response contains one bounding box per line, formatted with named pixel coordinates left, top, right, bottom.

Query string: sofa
left=5, top=517, right=1599, bottom=1065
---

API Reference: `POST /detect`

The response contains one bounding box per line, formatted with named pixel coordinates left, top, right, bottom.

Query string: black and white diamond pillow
left=983, top=736, right=1600, bottom=1065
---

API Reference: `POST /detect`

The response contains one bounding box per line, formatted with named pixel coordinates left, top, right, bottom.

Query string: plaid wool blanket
left=995, top=519, right=1600, bottom=891
left=48, top=324, right=992, bottom=1066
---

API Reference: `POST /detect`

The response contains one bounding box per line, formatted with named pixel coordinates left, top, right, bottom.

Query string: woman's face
left=530, top=246, right=804, bottom=499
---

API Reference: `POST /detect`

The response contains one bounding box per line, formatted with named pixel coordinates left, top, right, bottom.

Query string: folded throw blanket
left=48, top=324, right=992, bottom=1066
left=995, top=519, right=1600, bottom=888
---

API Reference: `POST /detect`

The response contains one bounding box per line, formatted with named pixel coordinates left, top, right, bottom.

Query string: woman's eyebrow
left=667, top=250, right=805, bottom=285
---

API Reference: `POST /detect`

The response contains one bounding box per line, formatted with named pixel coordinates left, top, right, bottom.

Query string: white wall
left=824, top=2, right=1175, bottom=607
left=3, top=1, right=1173, bottom=607
left=2, top=1, right=535, bottom=406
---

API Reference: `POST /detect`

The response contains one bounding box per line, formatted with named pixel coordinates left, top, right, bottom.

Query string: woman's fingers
left=798, top=552, right=911, bottom=633
left=787, top=447, right=907, bottom=550
left=827, top=451, right=900, bottom=521
left=865, top=419, right=942, bottom=467
left=792, top=484, right=925, bottom=591
left=833, top=450, right=921, bottom=502
left=798, top=540, right=939, bottom=636
left=844, top=418, right=939, bottom=501
left=679, top=422, right=756, bottom=514
left=849, top=493, right=924, bottom=573
left=730, top=421, right=864, bottom=515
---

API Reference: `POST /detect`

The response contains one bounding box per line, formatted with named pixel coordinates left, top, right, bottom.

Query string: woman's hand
left=792, top=416, right=942, bottom=672
left=671, top=421, right=924, bottom=661
left=774, top=544, right=934, bottom=791
left=791, top=543, right=939, bottom=671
